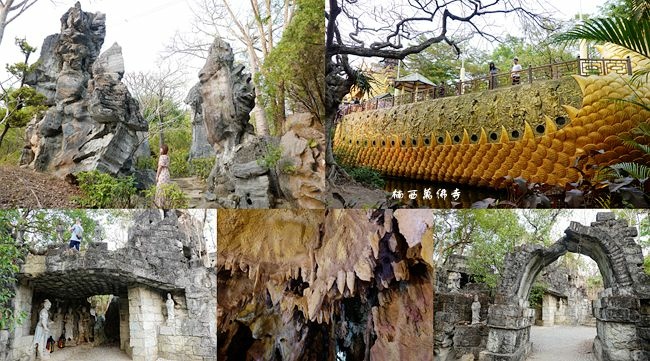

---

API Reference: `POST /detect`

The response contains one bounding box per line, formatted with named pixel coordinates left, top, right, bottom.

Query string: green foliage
left=351, top=68, right=379, bottom=97
left=277, top=157, right=297, bottom=174
left=0, top=127, right=23, bottom=164
left=0, top=212, right=27, bottom=329
left=135, top=156, right=156, bottom=171
left=144, top=183, right=189, bottom=209
left=189, top=157, right=214, bottom=181
left=262, top=0, right=325, bottom=123
left=149, top=116, right=193, bottom=177
left=406, top=40, right=486, bottom=84
left=257, top=143, right=283, bottom=169
left=644, top=255, right=650, bottom=275
left=600, top=0, right=650, bottom=20
left=489, top=35, right=575, bottom=71
left=528, top=282, right=548, bottom=308
left=75, top=171, right=137, bottom=208
left=342, top=165, right=385, bottom=188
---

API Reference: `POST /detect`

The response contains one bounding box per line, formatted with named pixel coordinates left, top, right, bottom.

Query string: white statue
left=447, top=271, right=461, bottom=292
left=33, top=299, right=51, bottom=360
left=78, top=307, right=90, bottom=343
left=51, top=307, right=64, bottom=342
left=166, top=293, right=175, bottom=324
left=471, top=295, right=481, bottom=324
left=64, top=308, right=74, bottom=342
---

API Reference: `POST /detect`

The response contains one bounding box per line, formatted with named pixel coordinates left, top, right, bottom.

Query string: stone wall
left=434, top=292, right=490, bottom=361
left=119, top=296, right=130, bottom=356
left=3, top=284, right=33, bottom=361
left=128, top=286, right=165, bottom=361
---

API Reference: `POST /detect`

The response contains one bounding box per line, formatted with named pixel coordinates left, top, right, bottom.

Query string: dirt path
left=529, top=325, right=597, bottom=361
left=49, top=344, right=130, bottom=361
left=48, top=344, right=176, bottom=361
left=0, top=166, right=80, bottom=208
left=172, top=176, right=211, bottom=208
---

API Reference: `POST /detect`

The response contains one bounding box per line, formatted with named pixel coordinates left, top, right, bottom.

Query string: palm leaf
left=621, top=138, right=650, bottom=153
left=554, top=17, right=650, bottom=59
left=610, top=162, right=650, bottom=179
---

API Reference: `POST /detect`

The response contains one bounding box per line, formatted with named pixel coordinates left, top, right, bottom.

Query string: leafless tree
left=0, top=0, right=55, bottom=48
left=123, top=62, right=187, bottom=146
left=325, top=0, right=554, bottom=179
left=164, top=0, right=295, bottom=136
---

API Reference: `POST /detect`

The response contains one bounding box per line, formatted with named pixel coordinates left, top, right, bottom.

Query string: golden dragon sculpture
left=333, top=45, right=650, bottom=189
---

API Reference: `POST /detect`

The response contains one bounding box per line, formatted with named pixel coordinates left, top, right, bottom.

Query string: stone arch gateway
left=479, top=212, right=650, bottom=361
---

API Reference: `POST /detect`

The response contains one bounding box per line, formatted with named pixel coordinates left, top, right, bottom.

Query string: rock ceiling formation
left=217, top=209, right=433, bottom=360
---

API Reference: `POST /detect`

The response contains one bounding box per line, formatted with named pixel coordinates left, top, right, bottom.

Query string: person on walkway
left=155, top=144, right=171, bottom=208
left=511, top=57, right=522, bottom=85
left=489, top=62, right=499, bottom=89
left=68, top=218, right=83, bottom=253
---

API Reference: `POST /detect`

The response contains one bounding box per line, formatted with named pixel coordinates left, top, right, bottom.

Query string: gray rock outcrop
left=23, top=2, right=149, bottom=180
left=198, top=37, right=269, bottom=208
left=185, top=83, right=215, bottom=160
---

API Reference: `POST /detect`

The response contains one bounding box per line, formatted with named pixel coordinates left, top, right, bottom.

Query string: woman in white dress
left=155, top=144, right=171, bottom=207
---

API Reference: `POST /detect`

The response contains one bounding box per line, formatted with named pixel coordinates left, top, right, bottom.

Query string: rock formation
left=278, top=113, right=326, bottom=208
left=198, top=37, right=265, bottom=208
left=217, top=209, right=433, bottom=360
left=23, top=2, right=149, bottom=180
left=185, top=83, right=215, bottom=160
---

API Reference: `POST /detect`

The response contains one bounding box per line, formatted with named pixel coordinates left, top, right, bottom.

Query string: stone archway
left=479, top=213, right=650, bottom=361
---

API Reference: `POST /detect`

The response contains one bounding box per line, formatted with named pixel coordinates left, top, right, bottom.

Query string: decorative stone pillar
left=592, top=288, right=641, bottom=361
left=541, top=294, right=556, bottom=326
left=478, top=303, right=534, bottom=361
left=128, top=286, right=164, bottom=361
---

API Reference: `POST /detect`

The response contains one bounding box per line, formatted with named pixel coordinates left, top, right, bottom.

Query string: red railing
left=341, top=57, right=633, bottom=115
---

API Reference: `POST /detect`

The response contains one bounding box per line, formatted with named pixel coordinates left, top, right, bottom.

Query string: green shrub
left=528, top=282, right=547, bottom=308
left=644, top=255, right=650, bottom=275
left=343, top=165, right=385, bottom=188
left=257, top=143, right=283, bottom=169
left=189, top=157, right=214, bottom=181
left=135, top=156, right=156, bottom=171
left=75, top=171, right=137, bottom=208
left=144, top=183, right=189, bottom=208
left=169, top=149, right=191, bottom=177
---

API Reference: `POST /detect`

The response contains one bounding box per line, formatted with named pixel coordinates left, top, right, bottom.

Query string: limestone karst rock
left=23, top=2, right=149, bottom=180
left=185, top=83, right=215, bottom=160
left=217, top=209, right=434, bottom=360
left=198, top=37, right=266, bottom=208
left=277, top=113, right=326, bottom=208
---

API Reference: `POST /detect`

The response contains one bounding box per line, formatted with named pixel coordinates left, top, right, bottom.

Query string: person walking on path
left=68, top=218, right=83, bottom=253
left=511, top=57, right=522, bottom=85
left=489, top=62, right=499, bottom=89
left=155, top=144, right=172, bottom=207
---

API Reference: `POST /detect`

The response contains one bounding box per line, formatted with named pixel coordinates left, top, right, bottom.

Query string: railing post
left=576, top=56, right=581, bottom=75
left=626, top=56, right=632, bottom=75
left=527, top=65, right=533, bottom=84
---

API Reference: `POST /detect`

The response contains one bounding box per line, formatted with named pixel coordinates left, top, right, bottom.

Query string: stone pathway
left=529, top=325, right=597, bottom=361
left=48, top=344, right=175, bottom=361
left=172, top=177, right=210, bottom=208
left=49, top=344, right=130, bottom=361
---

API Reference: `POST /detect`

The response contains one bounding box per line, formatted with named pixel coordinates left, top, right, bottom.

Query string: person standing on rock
left=155, top=144, right=171, bottom=208
left=68, top=219, right=83, bottom=253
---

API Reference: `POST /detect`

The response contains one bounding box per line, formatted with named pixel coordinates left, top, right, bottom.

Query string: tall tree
left=123, top=64, right=187, bottom=146
left=325, top=0, right=553, bottom=178
left=263, top=0, right=324, bottom=124
left=0, top=0, right=43, bottom=48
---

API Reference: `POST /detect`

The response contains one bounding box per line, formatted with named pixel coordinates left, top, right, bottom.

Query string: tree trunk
left=276, top=80, right=286, bottom=134
left=0, top=1, right=12, bottom=48
left=246, top=42, right=269, bottom=136
left=0, top=123, right=11, bottom=149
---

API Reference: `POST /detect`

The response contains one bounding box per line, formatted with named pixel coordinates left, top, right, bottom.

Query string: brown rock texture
left=217, top=209, right=433, bottom=360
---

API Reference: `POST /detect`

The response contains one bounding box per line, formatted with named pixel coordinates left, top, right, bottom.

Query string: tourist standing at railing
left=511, top=57, right=522, bottom=85
left=489, top=62, right=499, bottom=89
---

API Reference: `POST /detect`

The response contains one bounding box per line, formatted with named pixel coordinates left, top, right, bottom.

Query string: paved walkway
left=49, top=344, right=130, bottom=361
left=529, top=325, right=597, bottom=361
left=48, top=344, right=174, bottom=361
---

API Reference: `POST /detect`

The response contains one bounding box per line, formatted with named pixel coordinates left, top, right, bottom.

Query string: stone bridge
left=5, top=211, right=216, bottom=361
left=334, top=45, right=650, bottom=189
left=480, top=212, right=650, bottom=361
